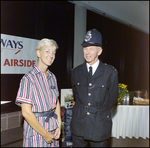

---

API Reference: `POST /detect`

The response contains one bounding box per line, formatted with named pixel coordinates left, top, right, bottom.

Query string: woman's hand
left=43, top=131, right=54, bottom=143
left=53, top=127, right=61, bottom=139
left=54, top=99, right=61, bottom=140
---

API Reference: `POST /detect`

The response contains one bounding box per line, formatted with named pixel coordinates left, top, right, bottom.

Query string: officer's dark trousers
left=72, top=134, right=108, bottom=147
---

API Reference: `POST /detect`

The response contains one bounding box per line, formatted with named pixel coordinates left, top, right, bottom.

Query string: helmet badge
left=84, top=31, right=92, bottom=42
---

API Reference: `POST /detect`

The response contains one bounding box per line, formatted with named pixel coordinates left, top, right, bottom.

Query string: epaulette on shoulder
left=72, top=64, right=83, bottom=71
left=72, top=67, right=79, bottom=73
left=104, top=63, right=117, bottom=72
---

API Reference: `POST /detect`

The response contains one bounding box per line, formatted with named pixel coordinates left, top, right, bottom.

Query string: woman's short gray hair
left=35, top=38, right=58, bottom=51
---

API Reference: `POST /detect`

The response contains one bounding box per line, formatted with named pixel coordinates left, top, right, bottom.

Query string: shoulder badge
left=105, top=63, right=117, bottom=72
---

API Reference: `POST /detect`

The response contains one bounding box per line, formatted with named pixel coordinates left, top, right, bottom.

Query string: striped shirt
left=15, top=65, right=59, bottom=147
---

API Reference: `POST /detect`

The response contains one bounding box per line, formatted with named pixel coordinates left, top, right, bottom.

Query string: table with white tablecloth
left=111, top=105, right=149, bottom=139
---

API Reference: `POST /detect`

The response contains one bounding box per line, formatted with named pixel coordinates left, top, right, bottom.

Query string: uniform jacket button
left=88, top=93, right=91, bottom=96
left=89, top=83, right=92, bottom=86
left=87, top=112, right=90, bottom=115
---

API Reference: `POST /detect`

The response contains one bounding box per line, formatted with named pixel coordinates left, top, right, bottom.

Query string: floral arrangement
left=118, top=83, right=129, bottom=104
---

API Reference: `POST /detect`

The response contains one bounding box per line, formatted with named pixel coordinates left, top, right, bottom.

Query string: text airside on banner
left=1, top=34, right=39, bottom=74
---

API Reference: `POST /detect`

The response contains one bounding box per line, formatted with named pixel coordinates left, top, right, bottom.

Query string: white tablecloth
left=111, top=105, right=149, bottom=139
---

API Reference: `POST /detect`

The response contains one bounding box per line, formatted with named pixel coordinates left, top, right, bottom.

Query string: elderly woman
left=15, top=38, right=61, bottom=147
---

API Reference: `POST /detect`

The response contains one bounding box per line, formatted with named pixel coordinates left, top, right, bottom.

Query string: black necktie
left=89, top=66, right=92, bottom=78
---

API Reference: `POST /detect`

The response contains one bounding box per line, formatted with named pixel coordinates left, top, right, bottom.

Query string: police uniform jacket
left=70, top=60, right=118, bottom=141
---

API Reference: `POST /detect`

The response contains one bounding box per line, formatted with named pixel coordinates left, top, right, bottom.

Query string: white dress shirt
left=86, top=60, right=100, bottom=75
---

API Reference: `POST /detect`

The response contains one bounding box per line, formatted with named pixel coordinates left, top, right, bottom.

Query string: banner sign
left=1, top=34, right=39, bottom=74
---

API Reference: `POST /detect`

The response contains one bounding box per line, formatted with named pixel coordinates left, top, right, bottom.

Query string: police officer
left=70, top=29, right=118, bottom=147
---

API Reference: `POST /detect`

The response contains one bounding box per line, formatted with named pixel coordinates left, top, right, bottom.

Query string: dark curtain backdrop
left=87, top=10, right=149, bottom=92
left=1, top=1, right=74, bottom=113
